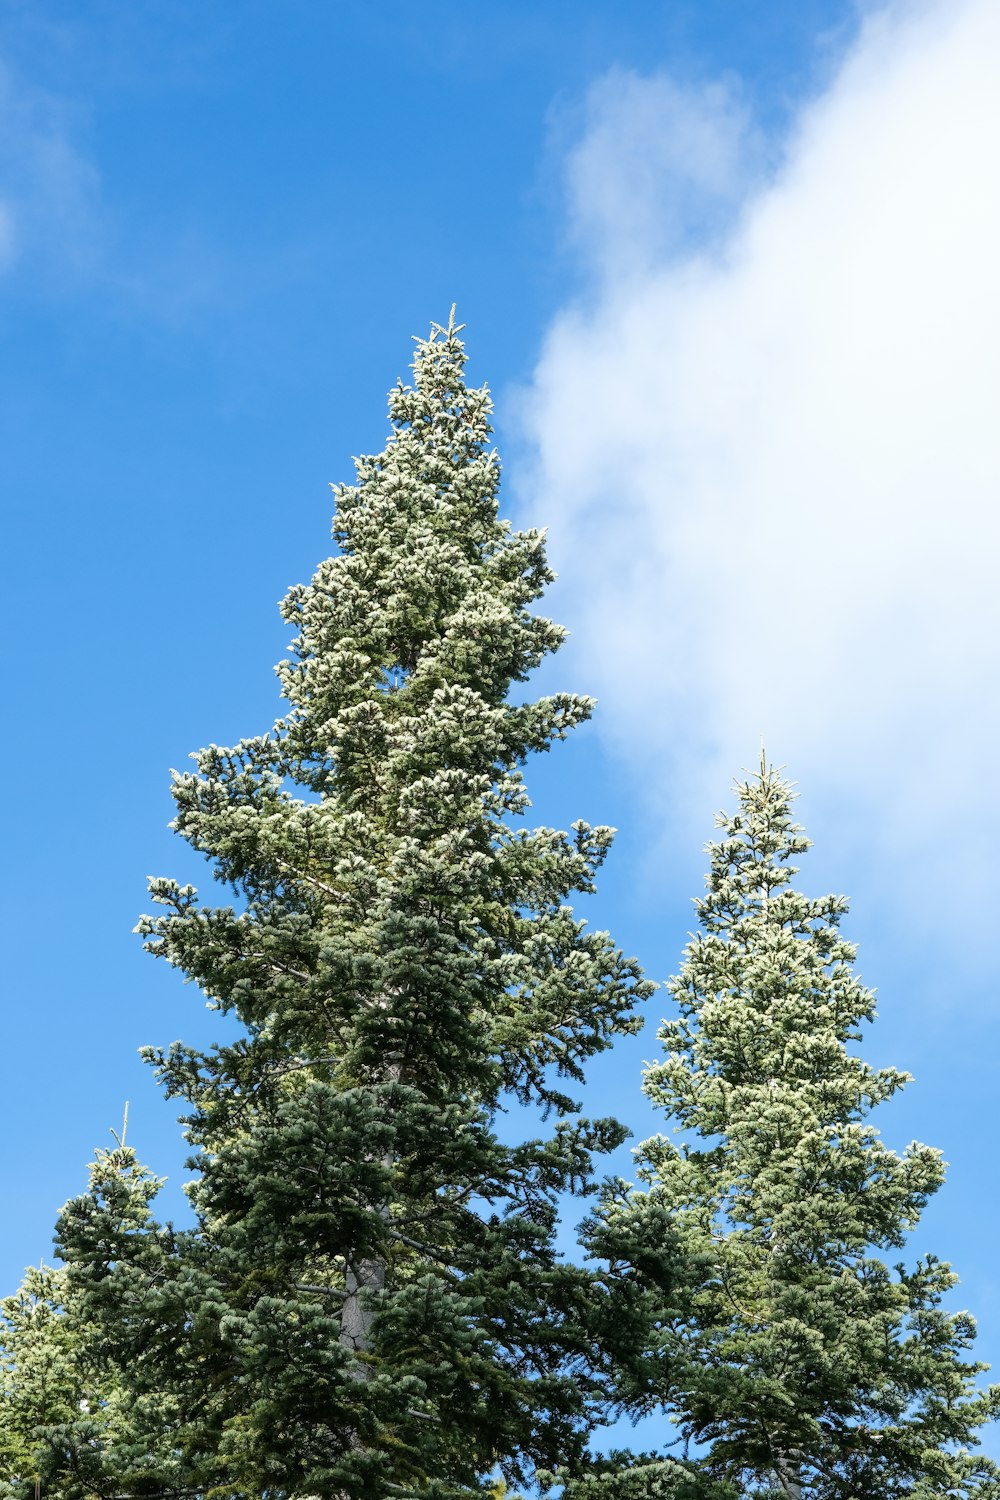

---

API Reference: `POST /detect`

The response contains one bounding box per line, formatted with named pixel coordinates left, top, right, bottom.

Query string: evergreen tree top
left=653, top=752, right=915, bottom=1173
left=275, top=306, right=575, bottom=777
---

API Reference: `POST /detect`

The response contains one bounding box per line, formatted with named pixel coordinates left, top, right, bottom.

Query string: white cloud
left=561, top=68, right=761, bottom=277
left=519, top=0, right=1000, bottom=960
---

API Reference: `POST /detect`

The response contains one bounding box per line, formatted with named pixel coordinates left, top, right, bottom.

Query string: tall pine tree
left=578, top=758, right=1000, bottom=1500
left=50, top=313, right=652, bottom=1498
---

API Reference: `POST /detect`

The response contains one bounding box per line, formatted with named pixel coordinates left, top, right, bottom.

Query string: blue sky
left=4, top=0, right=1000, bottom=1461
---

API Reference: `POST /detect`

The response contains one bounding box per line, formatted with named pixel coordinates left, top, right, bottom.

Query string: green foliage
left=45, top=314, right=652, bottom=1497
left=10, top=323, right=994, bottom=1499
left=0, top=1241, right=169, bottom=1500
left=586, top=758, right=1000, bottom=1498
left=0, top=1265, right=79, bottom=1492
left=544, top=1452, right=736, bottom=1500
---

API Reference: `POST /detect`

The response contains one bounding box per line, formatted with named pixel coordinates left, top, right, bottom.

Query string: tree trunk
left=774, top=1451, right=802, bottom=1499
left=340, top=1256, right=385, bottom=1368
left=340, top=1057, right=399, bottom=1373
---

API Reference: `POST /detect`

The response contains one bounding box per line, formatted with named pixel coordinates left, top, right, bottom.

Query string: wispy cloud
left=518, top=0, right=1000, bottom=965
left=0, top=55, right=101, bottom=280
left=559, top=67, right=762, bottom=279
left=0, top=48, right=249, bottom=323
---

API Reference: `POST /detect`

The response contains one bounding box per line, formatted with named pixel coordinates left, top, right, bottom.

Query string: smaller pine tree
left=581, top=757, right=1000, bottom=1500
left=0, top=1150, right=182, bottom=1500
left=0, top=1264, right=79, bottom=1493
